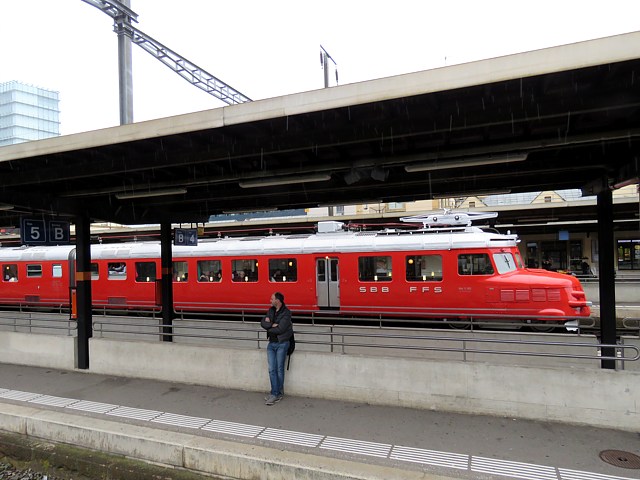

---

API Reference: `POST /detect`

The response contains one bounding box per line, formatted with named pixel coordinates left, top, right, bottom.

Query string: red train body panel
left=0, top=219, right=591, bottom=323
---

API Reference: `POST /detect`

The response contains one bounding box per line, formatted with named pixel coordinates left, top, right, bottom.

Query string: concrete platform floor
left=0, top=363, right=638, bottom=480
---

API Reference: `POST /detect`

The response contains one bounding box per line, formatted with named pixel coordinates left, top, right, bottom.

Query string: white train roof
left=0, top=223, right=519, bottom=262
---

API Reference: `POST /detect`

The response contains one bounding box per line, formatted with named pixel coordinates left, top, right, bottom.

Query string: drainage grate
left=599, top=450, right=640, bottom=469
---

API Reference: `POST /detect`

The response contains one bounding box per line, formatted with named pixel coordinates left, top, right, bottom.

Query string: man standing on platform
left=261, top=292, right=293, bottom=405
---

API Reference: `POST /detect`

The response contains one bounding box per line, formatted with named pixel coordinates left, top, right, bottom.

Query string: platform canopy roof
left=1, top=32, right=639, bottom=227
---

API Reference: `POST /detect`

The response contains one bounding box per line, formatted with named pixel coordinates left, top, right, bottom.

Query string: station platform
left=0, top=363, right=638, bottom=480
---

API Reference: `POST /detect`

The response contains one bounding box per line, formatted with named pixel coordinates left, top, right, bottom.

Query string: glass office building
left=0, top=81, right=60, bottom=146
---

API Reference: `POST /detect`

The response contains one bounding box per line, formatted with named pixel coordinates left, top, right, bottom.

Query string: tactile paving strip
left=201, top=419, right=264, bottom=437
left=258, top=427, right=323, bottom=447
left=320, top=436, right=391, bottom=458
left=0, top=390, right=43, bottom=402
left=66, top=400, right=119, bottom=414
left=152, top=412, right=210, bottom=429
left=559, top=469, right=640, bottom=480
left=471, top=456, right=557, bottom=480
left=106, top=406, right=163, bottom=421
left=390, top=445, right=469, bottom=470
left=28, top=395, right=79, bottom=408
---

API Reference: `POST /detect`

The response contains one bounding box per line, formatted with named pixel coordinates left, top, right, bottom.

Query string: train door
left=69, top=250, right=77, bottom=287
left=316, top=257, right=340, bottom=309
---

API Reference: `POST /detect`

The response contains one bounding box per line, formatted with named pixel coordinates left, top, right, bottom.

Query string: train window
left=3, top=264, right=18, bottom=282
left=91, top=263, right=99, bottom=280
left=458, top=254, right=494, bottom=275
left=493, top=253, right=518, bottom=274
left=27, top=264, right=43, bottom=278
left=330, top=259, right=339, bottom=282
left=358, top=256, right=392, bottom=282
left=52, top=264, right=63, bottom=278
left=514, top=252, right=524, bottom=269
left=317, top=259, right=326, bottom=281
left=197, top=260, right=222, bottom=282
left=136, top=262, right=157, bottom=282
left=173, top=261, right=188, bottom=282
left=108, top=262, right=127, bottom=280
left=268, top=258, right=297, bottom=282
left=231, top=259, right=258, bottom=282
left=406, top=255, right=442, bottom=281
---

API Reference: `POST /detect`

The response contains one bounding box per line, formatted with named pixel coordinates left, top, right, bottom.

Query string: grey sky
left=3, top=0, right=640, bottom=135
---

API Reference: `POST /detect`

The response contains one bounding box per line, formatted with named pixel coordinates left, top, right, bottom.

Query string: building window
left=617, top=239, right=640, bottom=270
left=387, top=202, right=405, bottom=211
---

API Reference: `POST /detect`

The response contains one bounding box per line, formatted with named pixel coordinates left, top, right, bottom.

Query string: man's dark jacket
left=261, top=304, right=293, bottom=343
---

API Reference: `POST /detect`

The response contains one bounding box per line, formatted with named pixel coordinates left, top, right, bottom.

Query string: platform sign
left=48, top=221, right=71, bottom=244
left=21, top=218, right=71, bottom=245
left=174, top=228, right=198, bottom=246
left=21, top=218, right=46, bottom=245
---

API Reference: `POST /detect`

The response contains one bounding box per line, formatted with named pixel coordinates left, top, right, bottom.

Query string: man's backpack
left=287, top=332, right=296, bottom=355
left=286, top=332, right=295, bottom=370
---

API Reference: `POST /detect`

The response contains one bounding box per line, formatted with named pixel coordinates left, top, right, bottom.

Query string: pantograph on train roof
left=400, top=210, right=499, bottom=229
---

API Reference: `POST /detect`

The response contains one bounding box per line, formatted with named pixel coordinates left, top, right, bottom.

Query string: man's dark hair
left=274, top=292, right=285, bottom=304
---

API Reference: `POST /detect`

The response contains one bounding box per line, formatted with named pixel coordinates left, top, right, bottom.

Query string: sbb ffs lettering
left=359, top=287, right=390, bottom=293
left=409, top=287, right=443, bottom=293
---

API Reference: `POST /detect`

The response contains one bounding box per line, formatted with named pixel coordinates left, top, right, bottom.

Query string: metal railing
left=0, top=309, right=637, bottom=367
left=0, top=308, right=77, bottom=336
left=90, top=315, right=639, bottom=366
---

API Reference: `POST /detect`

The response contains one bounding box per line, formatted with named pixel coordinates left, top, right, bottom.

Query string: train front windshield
left=492, top=253, right=519, bottom=274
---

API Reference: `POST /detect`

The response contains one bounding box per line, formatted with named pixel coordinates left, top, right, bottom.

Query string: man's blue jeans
left=267, top=340, right=290, bottom=397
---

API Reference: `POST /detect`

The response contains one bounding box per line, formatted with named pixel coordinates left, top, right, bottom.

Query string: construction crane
left=82, top=0, right=251, bottom=123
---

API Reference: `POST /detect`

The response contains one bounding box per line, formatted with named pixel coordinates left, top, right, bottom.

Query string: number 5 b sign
left=21, top=218, right=71, bottom=245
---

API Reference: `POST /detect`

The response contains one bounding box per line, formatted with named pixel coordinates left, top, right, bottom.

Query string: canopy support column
left=160, top=222, right=174, bottom=342
left=597, top=186, right=617, bottom=369
left=75, top=216, right=93, bottom=369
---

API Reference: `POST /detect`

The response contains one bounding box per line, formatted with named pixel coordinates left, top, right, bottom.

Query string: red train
left=0, top=213, right=591, bottom=327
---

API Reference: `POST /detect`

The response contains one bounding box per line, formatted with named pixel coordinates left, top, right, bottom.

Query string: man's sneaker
left=265, top=395, right=278, bottom=406
left=274, top=394, right=283, bottom=403
left=265, top=393, right=284, bottom=401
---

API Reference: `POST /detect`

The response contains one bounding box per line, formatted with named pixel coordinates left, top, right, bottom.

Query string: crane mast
left=82, top=0, right=252, bottom=111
